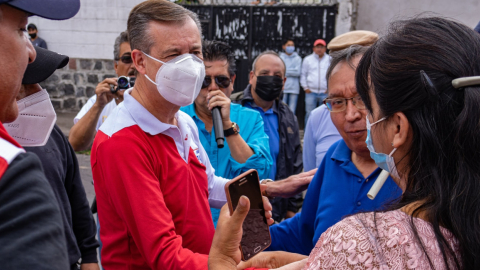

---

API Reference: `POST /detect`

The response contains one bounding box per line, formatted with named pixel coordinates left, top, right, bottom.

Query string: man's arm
left=208, top=90, right=254, bottom=163
left=0, top=153, right=69, bottom=269
left=300, top=57, right=309, bottom=91
left=264, top=169, right=316, bottom=198
left=285, top=57, right=302, bottom=78
left=63, top=132, right=99, bottom=266
left=226, top=110, right=272, bottom=180
left=69, top=78, right=117, bottom=151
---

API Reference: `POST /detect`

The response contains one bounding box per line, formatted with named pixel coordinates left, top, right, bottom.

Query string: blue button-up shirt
left=268, top=139, right=402, bottom=255
left=181, top=103, right=273, bottom=226
left=244, top=102, right=279, bottom=180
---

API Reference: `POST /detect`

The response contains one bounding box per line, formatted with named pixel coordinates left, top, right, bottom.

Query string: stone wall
left=41, top=58, right=116, bottom=111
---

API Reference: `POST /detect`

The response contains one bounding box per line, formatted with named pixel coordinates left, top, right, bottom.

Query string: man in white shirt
left=300, top=39, right=331, bottom=124
left=69, top=31, right=135, bottom=151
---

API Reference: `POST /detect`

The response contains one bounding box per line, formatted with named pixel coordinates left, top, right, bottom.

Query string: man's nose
left=25, top=35, right=36, bottom=64
left=209, top=79, right=220, bottom=91
left=344, top=99, right=361, bottom=122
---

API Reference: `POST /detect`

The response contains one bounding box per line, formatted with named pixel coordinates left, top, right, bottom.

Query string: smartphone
left=224, top=169, right=271, bottom=261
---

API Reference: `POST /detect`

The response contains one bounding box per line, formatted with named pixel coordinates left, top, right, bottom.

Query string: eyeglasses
left=323, top=96, right=366, bottom=112
left=118, top=55, right=132, bottom=64
left=202, top=75, right=231, bottom=89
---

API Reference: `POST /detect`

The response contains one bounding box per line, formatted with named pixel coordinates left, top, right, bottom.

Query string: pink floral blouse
left=303, top=210, right=460, bottom=270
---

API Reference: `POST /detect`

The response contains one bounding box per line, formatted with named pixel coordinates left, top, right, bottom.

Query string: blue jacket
left=280, top=52, right=302, bottom=94
left=181, top=103, right=272, bottom=180
left=268, top=140, right=402, bottom=255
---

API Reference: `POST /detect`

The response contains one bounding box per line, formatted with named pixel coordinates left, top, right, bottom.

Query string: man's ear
left=392, top=112, right=410, bottom=149
left=131, top=49, right=146, bottom=75
left=113, top=61, right=118, bottom=74
left=249, top=71, right=254, bottom=85
left=282, top=77, right=287, bottom=90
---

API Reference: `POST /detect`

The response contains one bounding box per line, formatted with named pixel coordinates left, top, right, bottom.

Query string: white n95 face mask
left=143, top=52, right=205, bottom=107
left=5, top=88, right=56, bottom=147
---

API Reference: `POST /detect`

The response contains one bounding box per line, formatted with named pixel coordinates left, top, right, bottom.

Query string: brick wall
left=41, top=58, right=116, bottom=111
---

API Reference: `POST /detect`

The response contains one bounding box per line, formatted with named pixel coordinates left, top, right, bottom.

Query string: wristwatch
left=224, top=122, right=240, bottom=137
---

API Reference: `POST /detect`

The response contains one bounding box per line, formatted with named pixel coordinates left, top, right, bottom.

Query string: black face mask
left=29, top=33, right=37, bottom=39
left=254, top=76, right=283, bottom=101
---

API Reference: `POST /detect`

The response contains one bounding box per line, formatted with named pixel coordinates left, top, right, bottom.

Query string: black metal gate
left=184, top=4, right=338, bottom=127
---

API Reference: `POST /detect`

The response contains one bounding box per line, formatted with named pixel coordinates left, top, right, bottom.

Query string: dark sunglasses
left=202, top=75, right=231, bottom=89
left=118, top=55, right=132, bottom=64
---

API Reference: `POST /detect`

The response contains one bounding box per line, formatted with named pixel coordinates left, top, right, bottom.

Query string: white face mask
left=5, top=88, right=56, bottom=147
left=143, top=52, right=205, bottom=107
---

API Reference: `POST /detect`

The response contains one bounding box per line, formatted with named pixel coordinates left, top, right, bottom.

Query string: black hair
left=282, top=37, right=294, bottom=46
left=27, top=23, right=37, bottom=30
left=202, top=40, right=236, bottom=76
left=356, top=16, right=480, bottom=269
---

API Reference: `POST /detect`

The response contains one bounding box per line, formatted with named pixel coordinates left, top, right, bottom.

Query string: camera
left=112, top=76, right=136, bottom=93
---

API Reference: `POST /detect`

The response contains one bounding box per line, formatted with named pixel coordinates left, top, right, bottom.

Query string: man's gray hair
left=113, top=31, right=129, bottom=61
left=326, top=44, right=369, bottom=83
left=127, top=0, right=202, bottom=54
left=251, top=50, right=286, bottom=75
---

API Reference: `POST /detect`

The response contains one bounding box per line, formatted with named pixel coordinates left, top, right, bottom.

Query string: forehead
left=328, top=59, right=359, bottom=97
left=148, top=18, right=201, bottom=53
left=119, top=42, right=131, bottom=55
left=204, top=59, right=229, bottom=75
left=255, top=54, right=285, bottom=73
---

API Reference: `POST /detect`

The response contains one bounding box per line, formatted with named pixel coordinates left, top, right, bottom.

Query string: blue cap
left=0, top=0, right=80, bottom=20
left=475, top=21, right=480, bottom=34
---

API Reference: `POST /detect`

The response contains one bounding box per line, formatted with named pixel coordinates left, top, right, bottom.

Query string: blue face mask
left=285, top=46, right=295, bottom=54
left=365, top=116, right=400, bottom=179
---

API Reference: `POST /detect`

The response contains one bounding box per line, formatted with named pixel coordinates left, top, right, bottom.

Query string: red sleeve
left=92, top=133, right=208, bottom=269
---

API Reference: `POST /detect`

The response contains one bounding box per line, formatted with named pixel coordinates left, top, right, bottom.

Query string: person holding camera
left=69, top=31, right=135, bottom=151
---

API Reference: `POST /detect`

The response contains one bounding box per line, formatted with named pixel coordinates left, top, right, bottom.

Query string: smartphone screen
left=227, top=170, right=271, bottom=260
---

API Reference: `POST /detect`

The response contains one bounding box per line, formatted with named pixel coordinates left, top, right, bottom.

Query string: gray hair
left=127, top=0, right=202, bottom=54
left=326, top=44, right=369, bottom=83
left=251, top=50, right=286, bottom=76
left=113, top=31, right=129, bottom=61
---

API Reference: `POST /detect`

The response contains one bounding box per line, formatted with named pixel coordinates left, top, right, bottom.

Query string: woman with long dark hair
left=207, top=16, right=480, bottom=270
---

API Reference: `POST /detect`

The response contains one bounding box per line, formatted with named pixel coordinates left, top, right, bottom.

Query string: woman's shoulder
left=303, top=210, right=460, bottom=270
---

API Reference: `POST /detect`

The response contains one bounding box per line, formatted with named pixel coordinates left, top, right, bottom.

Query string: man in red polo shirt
left=91, top=1, right=276, bottom=269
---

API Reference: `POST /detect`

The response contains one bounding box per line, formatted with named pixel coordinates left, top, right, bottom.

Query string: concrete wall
left=357, top=0, right=480, bottom=34
left=27, top=0, right=144, bottom=60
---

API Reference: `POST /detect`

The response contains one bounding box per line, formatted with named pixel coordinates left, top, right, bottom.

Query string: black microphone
left=211, top=107, right=224, bottom=148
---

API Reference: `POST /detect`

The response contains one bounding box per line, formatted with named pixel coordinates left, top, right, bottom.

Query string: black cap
left=1, top=0, right=80, bottom=20
left=22, top=46, right=69, bottom=84
left=27, top=23, right=37, bottom=30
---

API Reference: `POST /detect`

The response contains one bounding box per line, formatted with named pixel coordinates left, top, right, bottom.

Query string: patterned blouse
left=303, top=210, right=460, bottom=270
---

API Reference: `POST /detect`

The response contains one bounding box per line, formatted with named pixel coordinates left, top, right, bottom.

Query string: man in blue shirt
left=181, top=41, right=272, bottom=226
left=266, top=45, right=402, bottom=255
left=231, top=51, right=304, bottom=222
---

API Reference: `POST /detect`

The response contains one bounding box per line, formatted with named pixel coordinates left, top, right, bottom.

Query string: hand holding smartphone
left=225, top=169, right=271, bottom=261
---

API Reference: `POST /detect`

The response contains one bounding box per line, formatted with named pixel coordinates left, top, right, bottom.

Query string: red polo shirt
left=92, top=90, right=228, bottom=269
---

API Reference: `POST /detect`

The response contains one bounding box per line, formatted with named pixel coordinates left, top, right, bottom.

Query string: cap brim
left=6, top=0, right=80, bottom=20
left=22, top=46, right=69, bottom=84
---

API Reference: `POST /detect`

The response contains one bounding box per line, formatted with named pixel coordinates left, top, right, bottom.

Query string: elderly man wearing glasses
left=69, top=31, right=135, bottom=151
left=263, top=44, right=402, bottom=257
left=180, top=40, right=272, bottom=227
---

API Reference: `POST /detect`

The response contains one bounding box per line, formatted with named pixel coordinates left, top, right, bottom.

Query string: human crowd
left=1, top=0, right=480, bottom=269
